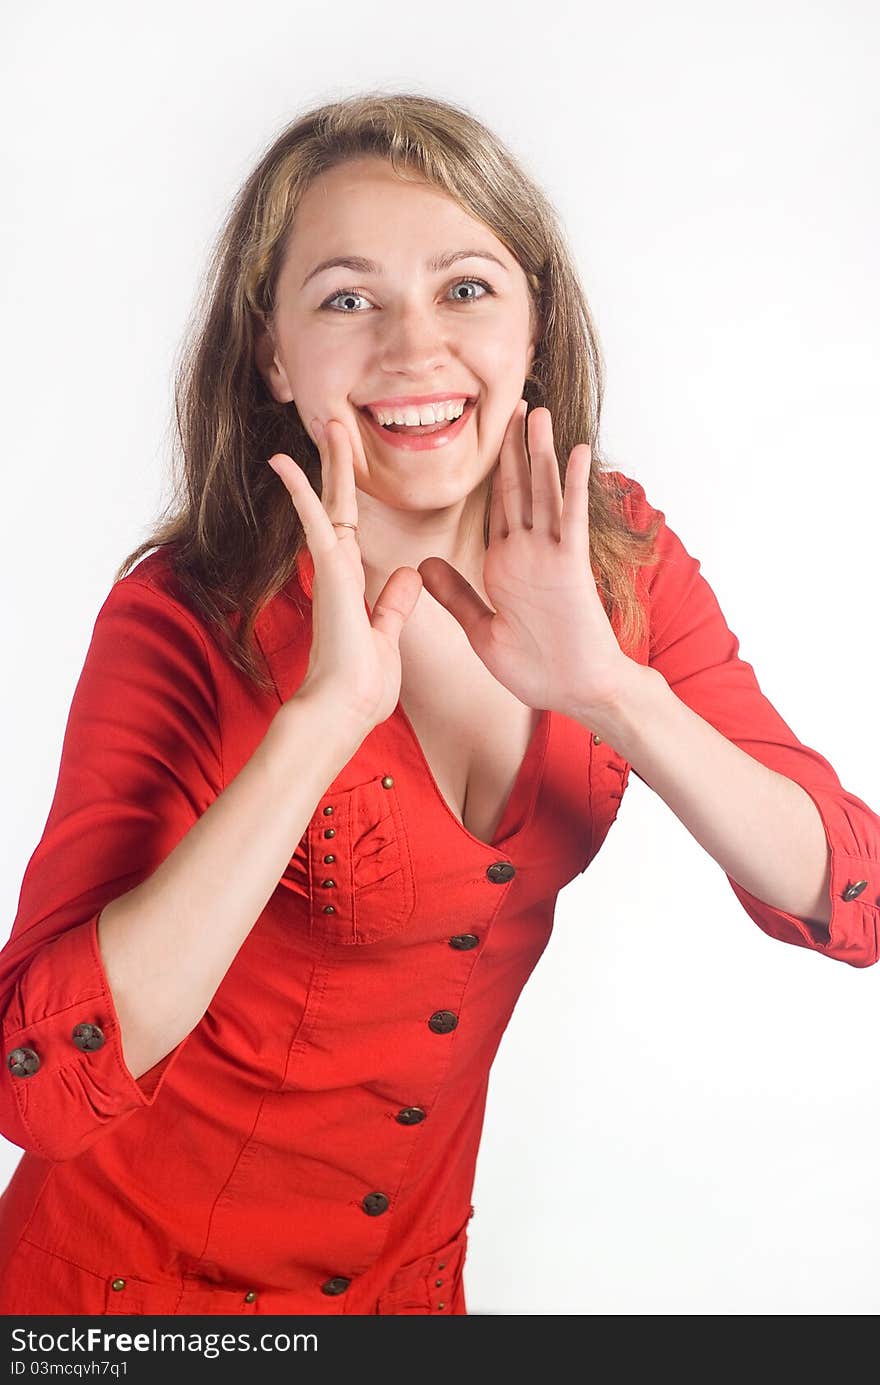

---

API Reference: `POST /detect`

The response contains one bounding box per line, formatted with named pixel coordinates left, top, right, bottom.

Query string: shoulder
left=594, top=469, right=705, bottom=633
left=93, top=547, right=216, bottom=666
left=103, top=547, right=203, bottom=626
left=115, top=545, right=189, bottom=603
left=595, top=467, right=664, bottom=533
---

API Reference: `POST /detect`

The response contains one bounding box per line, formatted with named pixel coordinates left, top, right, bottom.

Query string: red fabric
left=1, top=472, right=877, bottom=1315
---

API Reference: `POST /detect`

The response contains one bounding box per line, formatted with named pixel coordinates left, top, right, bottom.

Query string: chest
left=397, top=616, right=541, bottom=848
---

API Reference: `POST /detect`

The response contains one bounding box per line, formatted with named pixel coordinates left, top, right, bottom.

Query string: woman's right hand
left=267, top=418, right=423, bottom=734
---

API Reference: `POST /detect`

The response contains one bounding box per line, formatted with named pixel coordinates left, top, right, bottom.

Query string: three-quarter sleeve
left=624, top=475, right=879, bottom=968
left=0, top=573, right=223, bottom=1159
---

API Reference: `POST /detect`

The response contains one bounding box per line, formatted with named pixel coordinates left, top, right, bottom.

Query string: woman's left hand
left=417, top=402, right=639, bottom=724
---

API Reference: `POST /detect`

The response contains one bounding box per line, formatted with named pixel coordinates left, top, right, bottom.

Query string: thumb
left=417, top=557, right=495, bottom=645
left=369, top=566, right=424, bottom=644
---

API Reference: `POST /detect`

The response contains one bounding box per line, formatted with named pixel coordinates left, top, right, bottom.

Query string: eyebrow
left=300, top=248, right=510, bottom=290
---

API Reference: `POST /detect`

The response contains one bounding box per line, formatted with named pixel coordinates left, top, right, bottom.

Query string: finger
left=528, top=407, right=565, bottom=537
left=417, top=556, right=495, bottom=652
left=498, top=398, right=532, bottom=530
left=560, top=443, right=592, bottom=551
left=487, top=455, right=508, bottom=544
left=266, top=451, right=340, bottom=559
left=370, top=566, right=424, bottom=642
left=320, top=418, right=359, bottom=538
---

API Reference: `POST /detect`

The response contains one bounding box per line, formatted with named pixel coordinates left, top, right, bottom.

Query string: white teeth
left=371, top=399, right=468, bottom=427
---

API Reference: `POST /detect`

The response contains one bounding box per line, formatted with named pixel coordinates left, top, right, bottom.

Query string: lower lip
left=360, top=399, right=476, bottom=451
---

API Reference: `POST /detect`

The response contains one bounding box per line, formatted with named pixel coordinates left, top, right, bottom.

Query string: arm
left=0, top=575, right=365, bottom=1161
left=584, top=477, right=879, bottom=968
left=96, top=692, right=364, bottom=1084
left=587, top=661, right=834, bottom=926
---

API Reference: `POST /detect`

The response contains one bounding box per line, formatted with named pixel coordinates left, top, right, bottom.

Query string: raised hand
left=416, top=402, right=637, bottom=724
left=267, top=419, right=423, bottom=731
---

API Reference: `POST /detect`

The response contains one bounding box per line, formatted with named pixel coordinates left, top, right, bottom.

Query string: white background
left=2, top=1, right=878, bottom=1316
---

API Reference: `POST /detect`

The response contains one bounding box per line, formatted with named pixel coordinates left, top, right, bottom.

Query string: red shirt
left=1, top=473, right=877, bottom=1315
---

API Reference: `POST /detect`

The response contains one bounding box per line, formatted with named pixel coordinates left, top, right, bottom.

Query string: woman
left=0, top=91, right=877, bottom=1317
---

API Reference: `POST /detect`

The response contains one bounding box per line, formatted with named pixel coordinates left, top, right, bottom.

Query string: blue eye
left=447, top=277, right=492, bottom=303
left=320, top=276, right=494, bottom=313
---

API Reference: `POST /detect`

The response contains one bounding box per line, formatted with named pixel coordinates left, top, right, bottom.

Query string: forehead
left=285, top=157, right=512, bottom=264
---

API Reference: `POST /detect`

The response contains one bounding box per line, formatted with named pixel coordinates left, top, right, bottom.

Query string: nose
left=376, top=301, right=452, bottom=379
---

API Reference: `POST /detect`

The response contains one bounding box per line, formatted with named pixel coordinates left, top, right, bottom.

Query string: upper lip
left=359, top=392, right=476, bottom=413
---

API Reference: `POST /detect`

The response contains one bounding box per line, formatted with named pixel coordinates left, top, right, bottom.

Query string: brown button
left=842, top=880, right=868, bottom=901
left=322, top=904, right=336, bottom=914
left=449, top=933, right=479, bottom=951
left=437, top=1302, right=446, bottom=1310
left=244, top=1290, right=257, bottom=1303
left=381, top=776, right=394, bottom=789
left=486, top=862, right=515, bottom=884
left=323, top=806, right=334, bottom=816
left=7, top=1047, right=40, bottom=1078
left=323, top=854, right=336, bottom=863
left=435, top=1278, right=444, bottom=1288
left=362, top=1191, right=390, bottom=1216
left=593, top=733, right=603, bottom=745
left=321, top=1276, right=351, bottom=1296
left=321, top=879, right=337, bottom=889
left=71, top=1022, right=105, bottom=1052
left=323, top=828, right=336, bottom=838
left=110, top=1278, right=126, bottom=1292
left=396, top=1106, right=426, bottom=1125
left=428, top=1010, right=458, bottom=1034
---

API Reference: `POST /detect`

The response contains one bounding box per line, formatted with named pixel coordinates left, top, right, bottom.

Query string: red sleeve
left=623, top=474, right=879, bottom=968
left=1, top=573, right=223, bottom=1159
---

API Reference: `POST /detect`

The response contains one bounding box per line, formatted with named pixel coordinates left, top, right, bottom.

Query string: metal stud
left=72, top=1022, right=105, bottom=1051
left=7, top=1047, right=40, bottom=1077
left=842, top=880, right=868, bottom=901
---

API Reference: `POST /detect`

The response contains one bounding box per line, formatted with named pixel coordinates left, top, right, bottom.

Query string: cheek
left=469, top=324, right=532, bottom=384
left=288, top=343, right=327, bottom=394
left=287, top=324, right=357, bottom=384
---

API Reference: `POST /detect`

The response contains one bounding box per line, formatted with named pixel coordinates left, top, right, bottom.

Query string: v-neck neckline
left=394, top=698, right=551, bottom=854
left=291, top=543, right=550, bottom=853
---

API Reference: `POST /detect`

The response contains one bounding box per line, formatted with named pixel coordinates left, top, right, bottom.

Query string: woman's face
left=255, top=156, right=538, bottom=515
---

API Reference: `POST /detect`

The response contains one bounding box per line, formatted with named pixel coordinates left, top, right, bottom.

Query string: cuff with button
left=725, top=783, right=879, bottom=967
left=1, top=913, right=183, bottom=1160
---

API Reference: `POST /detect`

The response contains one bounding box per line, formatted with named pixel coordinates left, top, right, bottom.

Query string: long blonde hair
left=116, top=90, right=661, bottom=694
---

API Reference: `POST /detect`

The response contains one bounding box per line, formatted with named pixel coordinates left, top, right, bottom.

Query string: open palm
left=418, top=403, right=636, bottom=722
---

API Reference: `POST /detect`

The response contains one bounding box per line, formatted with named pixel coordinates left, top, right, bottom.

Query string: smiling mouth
left=359, top=400, right=476, bottom=436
